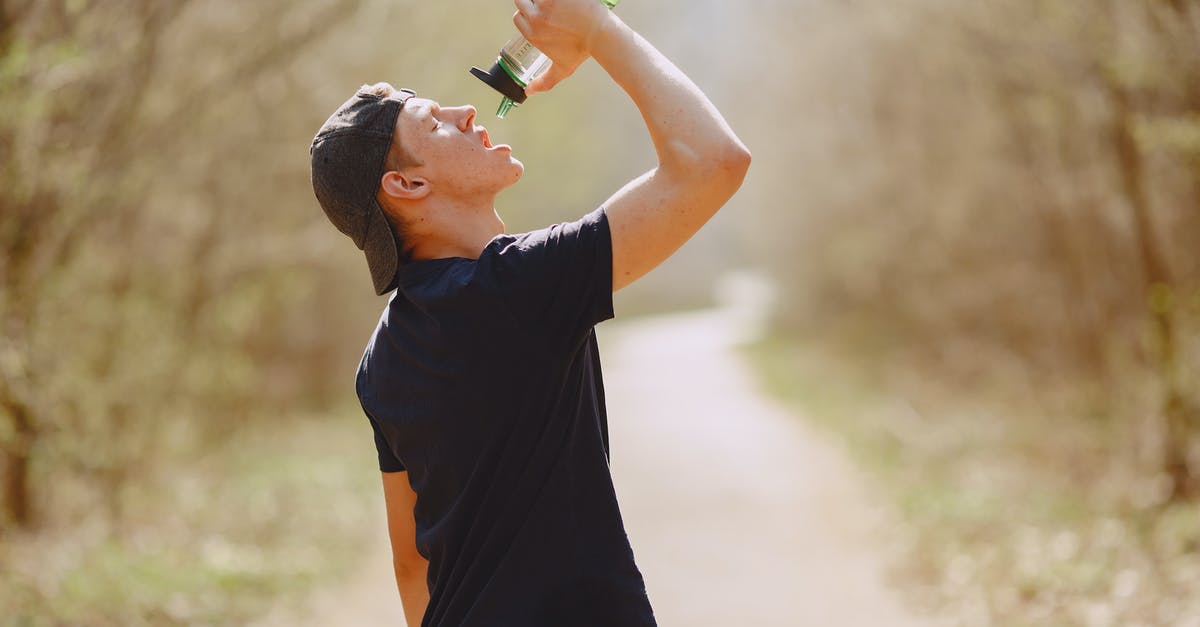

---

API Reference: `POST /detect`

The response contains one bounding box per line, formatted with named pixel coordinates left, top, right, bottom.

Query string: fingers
left=513, top=0, right=545, bottom=38
left=513, top=10, right=532, bottom=37
left=510, top=0, right=580, bottom=96
left=513, top=0, right=537, bottom=26
left=525, top=63, right=572, bottom=95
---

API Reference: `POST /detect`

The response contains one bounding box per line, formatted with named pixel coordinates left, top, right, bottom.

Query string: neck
left=407, top=197, right=506, bottom=262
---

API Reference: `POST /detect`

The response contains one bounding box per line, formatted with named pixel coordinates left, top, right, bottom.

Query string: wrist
left=587, top=11, right=627, bottom=63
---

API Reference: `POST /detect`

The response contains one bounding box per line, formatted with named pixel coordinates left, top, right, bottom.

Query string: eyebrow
left=405, top=101, right=441, bottom=129
left=411, top=101, right=437, bottom=124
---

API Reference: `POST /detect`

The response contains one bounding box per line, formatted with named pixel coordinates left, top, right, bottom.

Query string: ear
left=380, top=170, right=430, bottom=202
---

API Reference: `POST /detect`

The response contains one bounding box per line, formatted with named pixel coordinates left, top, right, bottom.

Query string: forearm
left=589, top=14, right=748, bottom=173
left=395, top=562, right=429, bottom=627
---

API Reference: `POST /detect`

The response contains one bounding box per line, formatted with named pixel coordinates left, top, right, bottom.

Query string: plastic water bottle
left=471, top=0, right=621, bottom=118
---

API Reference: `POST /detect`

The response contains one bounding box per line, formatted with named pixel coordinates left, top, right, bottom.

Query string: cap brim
left=363, top=200, right=400, bottom=295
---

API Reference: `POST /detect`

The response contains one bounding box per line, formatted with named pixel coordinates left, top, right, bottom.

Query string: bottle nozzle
left=473, top=62, right=528, bottom=119
left=497, top=97, right=518, bottom=119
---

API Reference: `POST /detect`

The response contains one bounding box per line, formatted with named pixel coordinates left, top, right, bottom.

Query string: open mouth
left=480, top=128, right=493, bottom=149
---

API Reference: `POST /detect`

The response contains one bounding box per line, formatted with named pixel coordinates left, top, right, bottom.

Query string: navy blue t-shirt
left=355, top=207, right=657, bottom=627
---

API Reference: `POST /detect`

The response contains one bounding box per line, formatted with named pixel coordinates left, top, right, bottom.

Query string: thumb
left=525, top=62, right=574, bottom=96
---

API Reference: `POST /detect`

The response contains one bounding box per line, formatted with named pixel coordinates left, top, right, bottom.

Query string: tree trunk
left=1, top=392, right=35, bottom=527
left=1106, top=79, right=1197, bottom=500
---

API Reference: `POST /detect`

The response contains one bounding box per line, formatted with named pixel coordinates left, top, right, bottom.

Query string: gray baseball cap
left=310, top=85, right=416, bottom=295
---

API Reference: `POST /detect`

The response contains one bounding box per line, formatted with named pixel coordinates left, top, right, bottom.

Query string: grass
left=743, top=335, right=1200, bottom=626
left=1, top=407, right=380, bottom=627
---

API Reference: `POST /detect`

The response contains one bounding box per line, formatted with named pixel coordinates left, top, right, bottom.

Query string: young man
left=309, top=0, right=749, bottom=625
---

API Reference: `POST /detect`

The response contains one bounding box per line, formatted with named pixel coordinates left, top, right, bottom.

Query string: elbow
left=392, top=553, right=428, bottom=580
left=721, top=141, right=752, bottom=178
left=697, top=139, right=752, bottom=175
left=661, top=139, right=751, bottom=189
left=710, top=141, right=751, bottom=188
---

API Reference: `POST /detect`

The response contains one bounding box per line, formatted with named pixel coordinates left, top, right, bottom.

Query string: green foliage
left=740, top=0, right=1200, bottom=481
left=0, top=0, right=731, bottom=618
left=1, top=0, right=379, bottom=531
left=1136, top=113, right=1200, bottom=161
left=745, top=335, right=1200, bottom=624
left=0, top=410, right=377, bottom=625
left=738, top=0, right=1200, bottom=602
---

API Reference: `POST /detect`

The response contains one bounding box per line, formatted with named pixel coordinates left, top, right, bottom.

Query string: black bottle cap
left=470, top=62, right=528, bottom=104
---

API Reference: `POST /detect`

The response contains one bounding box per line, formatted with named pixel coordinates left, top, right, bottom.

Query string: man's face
left=394, top=97, right=523, bottom=199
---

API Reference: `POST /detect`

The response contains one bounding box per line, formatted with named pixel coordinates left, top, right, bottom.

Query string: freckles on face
left=393, top=94, right=525, bottom=196
left=396, top=97, right=524, bottom=195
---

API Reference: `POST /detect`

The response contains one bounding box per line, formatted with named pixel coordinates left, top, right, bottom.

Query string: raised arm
left=516, top=0, right=751, bottom=291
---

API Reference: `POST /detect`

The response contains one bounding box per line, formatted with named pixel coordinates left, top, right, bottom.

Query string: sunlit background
left=2, top=0, right=1199, bottom=625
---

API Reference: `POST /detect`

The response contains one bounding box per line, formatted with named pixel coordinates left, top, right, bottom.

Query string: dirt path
left=257, top=283, right=926, bottom=626
left=599, top=299, right=926, bottom=627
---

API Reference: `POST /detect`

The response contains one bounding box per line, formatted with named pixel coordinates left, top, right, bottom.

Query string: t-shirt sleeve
left=491, top=206, right=615, bottom=348
left=368, top=412, right=406, bottom=473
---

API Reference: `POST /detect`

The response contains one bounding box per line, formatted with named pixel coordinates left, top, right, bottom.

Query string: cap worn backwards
left=310, top=85, right=416, bottom=296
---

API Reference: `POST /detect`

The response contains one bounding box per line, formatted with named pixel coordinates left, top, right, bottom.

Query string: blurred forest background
left=1, top=0, right=1198, bottom=625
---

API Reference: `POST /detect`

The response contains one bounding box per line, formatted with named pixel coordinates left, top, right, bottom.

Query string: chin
left=506, top=158, right=525, bottom=184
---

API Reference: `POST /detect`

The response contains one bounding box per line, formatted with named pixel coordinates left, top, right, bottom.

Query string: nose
left=451, top=105, right=477, bottom=131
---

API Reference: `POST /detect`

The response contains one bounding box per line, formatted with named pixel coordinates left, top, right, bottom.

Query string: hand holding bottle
left=512, top=0, right=617, bottom=95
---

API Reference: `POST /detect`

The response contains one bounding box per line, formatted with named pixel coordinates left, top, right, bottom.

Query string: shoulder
left=482, top=207, right=610, bottom=275
left=477, top=208, right=615, bottom=345
left=500, top=207, right=608, bottom=251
